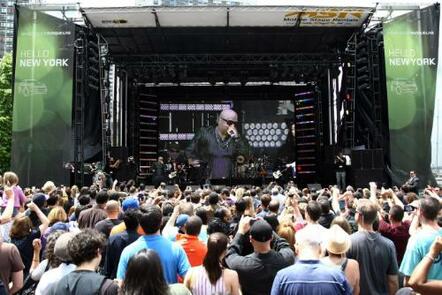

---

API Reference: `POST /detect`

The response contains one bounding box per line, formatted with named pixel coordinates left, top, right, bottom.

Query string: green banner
left=384, top=5, right=439, bottom=187
left=11, top=7, right=75, bottom=186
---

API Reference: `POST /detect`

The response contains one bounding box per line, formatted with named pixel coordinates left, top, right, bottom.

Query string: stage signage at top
left=82, top=6, right=373, bottom=28
left=283, top=8, right=368, bottom=27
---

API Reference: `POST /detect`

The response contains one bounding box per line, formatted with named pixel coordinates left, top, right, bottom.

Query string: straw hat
left=326, top=224, right=351, bottom=255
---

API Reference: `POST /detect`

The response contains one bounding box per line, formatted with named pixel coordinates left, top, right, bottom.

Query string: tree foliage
left=0, top=53, right=13, bottom=173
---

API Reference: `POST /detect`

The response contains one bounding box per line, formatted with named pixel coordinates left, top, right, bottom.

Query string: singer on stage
left=186, top=109, right=251, bottom=179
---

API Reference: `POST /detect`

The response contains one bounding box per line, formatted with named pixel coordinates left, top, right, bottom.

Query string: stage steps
left=136, top=94, right=159, bottom=181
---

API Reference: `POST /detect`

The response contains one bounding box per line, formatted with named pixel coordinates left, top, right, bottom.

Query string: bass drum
left=235, top=164, right=248, bottom=178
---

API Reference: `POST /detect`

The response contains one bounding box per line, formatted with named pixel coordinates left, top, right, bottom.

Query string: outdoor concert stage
left=17, top=4, right=439, bottom=188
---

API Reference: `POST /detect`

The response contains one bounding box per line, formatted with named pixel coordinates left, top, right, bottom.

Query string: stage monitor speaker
left=373, top=149, right=384, bottom=169
left=351, top=150, right=363, bottom=170
left=362, top=151, right=373, bottom=169
left=307, top=183, right=322, bottom=192
left=353, top=168, right=384, bottom=188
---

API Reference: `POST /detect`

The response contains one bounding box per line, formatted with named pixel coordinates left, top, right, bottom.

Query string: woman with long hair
left=121, top=249, right=190, bottom=295
left=184, top=232, right=241, bottom=295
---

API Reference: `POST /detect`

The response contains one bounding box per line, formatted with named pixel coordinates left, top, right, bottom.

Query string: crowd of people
left=0, top=170, right=441, bottom=295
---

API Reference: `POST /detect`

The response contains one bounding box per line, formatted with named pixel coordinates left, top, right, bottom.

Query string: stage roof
left=81, top=6, right=374, bottom=28
left=80, top=6, right=374, bottom=58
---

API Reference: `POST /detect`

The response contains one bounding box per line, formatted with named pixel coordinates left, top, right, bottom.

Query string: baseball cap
left=122, top=197, right=140, bottom=212
left=54, top=232, right=77, bottom=262
left=175, top=214, right=190, bottom=228
left=250, top=220, right=273, bottom=242
left=32, top=193, right=47, bottom=208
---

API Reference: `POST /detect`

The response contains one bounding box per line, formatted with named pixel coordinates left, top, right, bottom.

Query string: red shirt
left=176, top=234, right=207, bottom=267
left=378, top=219, right=410, bottom=265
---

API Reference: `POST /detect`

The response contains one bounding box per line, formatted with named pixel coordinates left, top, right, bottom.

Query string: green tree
left=0, top=53, right=13, bottom=173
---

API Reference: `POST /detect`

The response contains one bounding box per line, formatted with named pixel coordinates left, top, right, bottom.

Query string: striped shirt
left=191, top=266, right=228, bottom=295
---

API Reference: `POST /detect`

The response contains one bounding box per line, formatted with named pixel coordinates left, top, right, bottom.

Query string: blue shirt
left=116, top=235, right=190, bottom=283
left=400, top=228, right=442, bottom=280
left=271, top=260, right=352, bottom=295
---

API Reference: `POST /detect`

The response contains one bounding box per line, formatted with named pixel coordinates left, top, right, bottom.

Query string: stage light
left=244, top=123, right=250, bottom=129
left=284, top=129, right=289, bottom=135
left=270, top=142, right=275, bottom=147
left=264, top=142, right=269, bottom=147
left=281, top=135, right=287, bottom=141
left=281, top=122, right=287, bottom=129
left=267, top=135, right=273, bottom=141
left=250, top=123, right=255, bottom=129
left=270, top=129, right=275, bottom=135
left=273, top=135, right=278, bottom=141
left=266, top=123, right=272, bottom=129
left=249, top=135, right=255, bottom=141
left=264, top=129, right=269, bottom=135
left=273, top=123, right=278, bottom=129
left=276, top=129, right=281, bottom=135
left=275, top=141, right=282, bottom=147
left=256, top=135, right=261, bottom=141
left=259, top=142, right=264, bottom=147
left=253, top=129, right=258, bottom=135
left=256, top=123, right=261, bottom=129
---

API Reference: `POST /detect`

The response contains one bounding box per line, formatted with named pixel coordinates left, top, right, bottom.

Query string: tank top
left=191, top=266, right=228, bottom=295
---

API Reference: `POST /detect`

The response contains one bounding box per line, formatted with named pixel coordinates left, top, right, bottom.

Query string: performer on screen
left=186, top=109, right=251, bottom=180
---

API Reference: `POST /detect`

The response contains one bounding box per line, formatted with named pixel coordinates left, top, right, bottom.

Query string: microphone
left=228, top=129, right=238, bottom=138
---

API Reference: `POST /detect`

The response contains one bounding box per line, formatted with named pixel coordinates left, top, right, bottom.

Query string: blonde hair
left=277, top=218, right=296, bottom=253
left=235, top=187, right=245, bottom=200
left=3, top=171, right=19, bottom=186
left=48, top=206, right=67, bottom=226
left=42, top=181, right=56, bottom=194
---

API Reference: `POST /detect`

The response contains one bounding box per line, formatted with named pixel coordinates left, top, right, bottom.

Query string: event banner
left=11, top=7, right=75, bottom=186
left=383, top=5, right=439, bottom=186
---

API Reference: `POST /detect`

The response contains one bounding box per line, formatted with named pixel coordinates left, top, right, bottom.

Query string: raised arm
left=27, top=202, right=49, bottom=233
left=408, top=237, right=442, bottom=295
left=0, top=186, right=15, bottom=224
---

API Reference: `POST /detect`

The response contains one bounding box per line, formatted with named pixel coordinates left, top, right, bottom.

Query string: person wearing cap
left=162, top=203, right=191, bottom=241
left=186, top=109, right=251, bottom=180
left=271, top=228, right=352, bottom=295
left=321, top=224, right=360, bottom=295
left=109, top=196, right=140, bottom=236
left=225, top=216, right=294, bottom=295
left=347, top=199, right=399, bottom=295
left=35, top=232, right=77, bottom=295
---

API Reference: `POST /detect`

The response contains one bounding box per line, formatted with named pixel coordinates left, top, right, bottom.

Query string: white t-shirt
left=35, top=263, right=77, bottom=295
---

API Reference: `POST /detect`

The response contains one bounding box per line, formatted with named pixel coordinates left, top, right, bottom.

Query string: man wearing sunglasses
left=186, top=109, right=251, bottom=180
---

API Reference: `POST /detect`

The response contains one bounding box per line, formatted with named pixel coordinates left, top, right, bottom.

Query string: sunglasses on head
left=221, top=117, right=238, bottom=126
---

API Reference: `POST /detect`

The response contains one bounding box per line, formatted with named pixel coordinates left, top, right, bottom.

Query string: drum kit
left=234, top=155, right=269, bottom=179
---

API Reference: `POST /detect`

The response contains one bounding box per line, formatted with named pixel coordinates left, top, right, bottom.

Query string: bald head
left=220, top=109, right=238, bottom=122
left=105, top=200, right=120, bottom=218
left=218, top=109, right=238, bottom=136
left=185, top=216, right=203, bottom=236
